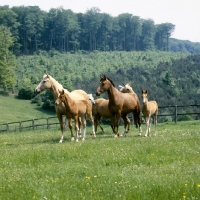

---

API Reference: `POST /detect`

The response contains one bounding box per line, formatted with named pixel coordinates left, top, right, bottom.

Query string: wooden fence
left=0, top=104, right=200, bottom=133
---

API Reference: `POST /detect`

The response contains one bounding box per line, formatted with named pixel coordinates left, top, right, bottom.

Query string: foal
left=141, top=90, right=158, bottom=137
left=55, top=89, right=95, bottom=142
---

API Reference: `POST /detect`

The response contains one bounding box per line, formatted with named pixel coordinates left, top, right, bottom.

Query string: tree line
left=0, top=5, right=176, bottom=54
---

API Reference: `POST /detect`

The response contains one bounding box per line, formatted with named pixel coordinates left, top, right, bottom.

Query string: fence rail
left=0, top=104, right=200, bottom=133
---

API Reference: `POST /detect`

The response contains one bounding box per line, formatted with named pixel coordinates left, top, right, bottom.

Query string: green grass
left=0, top=90, right=55, bottom=124
left=0, top=121, right=200, bottom=200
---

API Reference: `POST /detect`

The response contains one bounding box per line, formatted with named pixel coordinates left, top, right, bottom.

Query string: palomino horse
left=92, top=98, right=130, bottom=136
left=55, top=89, right=94, bottom=142
left=96, top=75, right=142, bottom=137
left=119, top=83, right=134, bottom=93
left=35, top=74, right=95, bottom=142
left=141, top=90, right=158, bottom=137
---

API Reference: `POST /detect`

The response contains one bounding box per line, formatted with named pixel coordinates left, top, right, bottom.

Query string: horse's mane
left=44, top=74, right=69, bottom=93
left=44, top=74, right=61, bottom=87
left=101, top=75, right=115, bottom=87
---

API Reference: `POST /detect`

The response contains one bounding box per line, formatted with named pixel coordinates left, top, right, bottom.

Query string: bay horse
left=141, top=90, right=158, bottom=137
left=35, top=73, right=95, bottom=142
left=96, top=75, right=142, bottom=137
left=55, top=89, right=94, bottom=142
left=92, top=98, right=130, bottom=136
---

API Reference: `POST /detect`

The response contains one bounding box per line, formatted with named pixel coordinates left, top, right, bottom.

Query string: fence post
left=47, top=117, right=49, bottom=129
left=20, top=121, right=22, bottom=131
left=6, top=123, right=9, bottom=132
left=32, top=119, right=34, bottom=130
left=175, top=105, right=177, bottom=123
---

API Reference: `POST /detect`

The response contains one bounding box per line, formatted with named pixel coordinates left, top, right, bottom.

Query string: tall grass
left=0, top=121, right=200, bottom=199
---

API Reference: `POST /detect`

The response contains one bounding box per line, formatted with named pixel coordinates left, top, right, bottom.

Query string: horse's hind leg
left=88, top=113, right=96, bottom=137
left=134, top=111, right=142, bottom=136
left=154, top=112, right=158, bottom=136
left=120, top=115, right=130, bottom=136
left=81, top=117, right=87, bottom=141
left=78, top=117, right=82, bottom=138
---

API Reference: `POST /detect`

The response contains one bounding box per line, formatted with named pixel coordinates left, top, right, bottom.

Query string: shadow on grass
left=34, top=106, right=56, bottom=116
left=0, top=91, right=9, bottom=96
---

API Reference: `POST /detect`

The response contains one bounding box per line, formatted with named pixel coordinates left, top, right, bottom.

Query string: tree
left=155, top=23, right=175, bottom=51
left=84, top=7, right=102, bottom=51
left=140, top=19, right=156, bottom=50
left=0, top=25, right=16, bottom=91
left=0, top=6, right=20, bottom=54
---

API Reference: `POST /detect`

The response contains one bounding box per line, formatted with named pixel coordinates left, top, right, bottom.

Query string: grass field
left=0, top=121, right=200, bottom=200
left=0, top=90, right=55, bottom=124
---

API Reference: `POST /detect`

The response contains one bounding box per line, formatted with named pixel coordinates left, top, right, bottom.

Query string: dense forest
left=14, top=51, right=200, bottom=107
left=0, top=5, right=200, bottom=55
left=1, top=5, right=200, bottom=122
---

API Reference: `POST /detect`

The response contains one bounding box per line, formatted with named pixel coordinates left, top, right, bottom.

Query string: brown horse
left=96, top=75, right=142, bottom=137
left=141, top=90, right=158, bottom=137
left=92, top=98, right=131, bottom=136
left=35, top=73, right=95, bottom=142
left=55, top=89, right=94, bottom=142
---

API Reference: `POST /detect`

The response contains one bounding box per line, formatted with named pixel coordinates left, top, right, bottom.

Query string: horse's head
left=35, top=73, right=52, bottom=94
left=119, top=83, right=133, bottom=93
left=141, top=90, right=148, bottom=104
left=88, top=94, right=95, bottom=105
left=55, top=89, right=65, bottom=105
left=96, top=75, right=115, bottom=96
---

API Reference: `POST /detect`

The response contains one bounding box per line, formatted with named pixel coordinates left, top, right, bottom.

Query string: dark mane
left=107, top=77, right=115, bottom=87
left=100, top=75, right=115, bottom=87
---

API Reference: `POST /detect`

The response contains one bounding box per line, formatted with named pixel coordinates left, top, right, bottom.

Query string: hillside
left=0, top=89, right=55, bottom=124
left=1, top=50, right=200, bottom=123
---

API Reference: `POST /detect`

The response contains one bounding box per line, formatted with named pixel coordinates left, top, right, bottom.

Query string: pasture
left=0, top=121, right=200, bottom=199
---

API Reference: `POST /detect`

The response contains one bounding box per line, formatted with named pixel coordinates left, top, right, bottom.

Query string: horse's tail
left=133, top=104, right=141, bottom=129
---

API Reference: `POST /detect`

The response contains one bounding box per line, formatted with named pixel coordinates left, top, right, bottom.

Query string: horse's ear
left=62, top=89, right=65, bottom=94
left=58, top=89, right=62, bottom=94
left=123, top=83, right=125, bottom=86
left=46, top=73, right=49, bottom=78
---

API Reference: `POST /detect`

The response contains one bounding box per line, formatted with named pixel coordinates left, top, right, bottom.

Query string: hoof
left=114, top=134, right=119, bottom=138
left=71, top=137, right=75, bottom=141
left=82, top=138, right=85, bottom=141
left=59, top=140, right=63, bottom=143
left=76, top=139, right=79, bottom=142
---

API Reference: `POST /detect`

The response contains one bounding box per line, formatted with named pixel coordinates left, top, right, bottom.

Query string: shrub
left=18, top=88, right=34, bottom=100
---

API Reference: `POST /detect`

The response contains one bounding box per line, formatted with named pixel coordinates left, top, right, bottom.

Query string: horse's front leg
left=58, top=115, right=68, bottom=143
left=113, top=113, right=121, bottom=137
left=68, top=118, right=75, bottom=141
left=145, top=116, right=150, bottom=137
left=74, top=116, right=80, bottom=142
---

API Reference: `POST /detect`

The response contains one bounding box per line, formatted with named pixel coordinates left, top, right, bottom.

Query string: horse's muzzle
left=96, top=91, right=101, bottom=96
left=34, top=89, right=40, bottom=94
